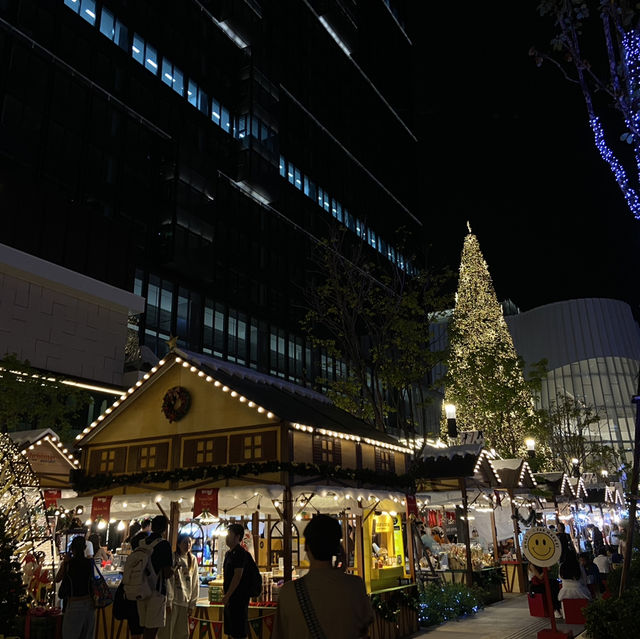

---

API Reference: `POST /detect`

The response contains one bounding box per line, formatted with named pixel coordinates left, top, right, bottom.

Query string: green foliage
left=0, top=512, right=28, bottom=627
left=303, top=229, right=451, bottom=434
left=371, top=587, right=421, bottom=623
left=445, top=231, right=543, bottom=457
left=0, top=353, right=89, bottom=440
left=531, top=393, right=621, bottom=475
left=418, top=581, right=483, bottom=627
left=584, top=587, right=640, bottom=638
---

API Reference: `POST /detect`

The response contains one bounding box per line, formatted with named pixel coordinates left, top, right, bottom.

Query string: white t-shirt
left=593, top=554, right=610, bottom=574
left=274, top=568, right=373, bottom=639
left=559, top=578, right=591, bottom=601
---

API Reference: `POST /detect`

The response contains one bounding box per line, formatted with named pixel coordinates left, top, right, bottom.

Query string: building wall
left=505, top=298, right=640, bottom=459
left=0, top=243, right=144, bottom=386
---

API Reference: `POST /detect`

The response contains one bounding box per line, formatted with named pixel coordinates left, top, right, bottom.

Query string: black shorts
left=223, top=596, right=249, bottom=639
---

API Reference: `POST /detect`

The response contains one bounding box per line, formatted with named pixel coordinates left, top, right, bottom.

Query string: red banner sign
left=91, top=496, right=112, bottom=521
left=43, top=489, right=61, bottom=508
left=193, top=488, right=219, bottom=517
left=405, top=494, right=419, bottom=518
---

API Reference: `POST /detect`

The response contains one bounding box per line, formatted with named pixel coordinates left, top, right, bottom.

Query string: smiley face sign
left=522, top=526, right=562, bottom=567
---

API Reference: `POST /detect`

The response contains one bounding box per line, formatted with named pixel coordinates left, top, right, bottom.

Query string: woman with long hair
left=55, top=536, right=95, bottom=639
left=159, top=534, right=199, bottom=639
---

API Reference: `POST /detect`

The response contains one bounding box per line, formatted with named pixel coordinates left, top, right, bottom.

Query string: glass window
left=279, top=156, right=286, bottom=178
left=187, top=80, right=198, bottom=107
left=221, top=106, right=231, bottom=132
left=294, top=168, right=302, bottom=190
left=144, top=43, right=159, bottom=74
left=99, top=7, right=115, bottom=39
left=172, top=67, right=184, bottom=96
left=161, top=59, right=173, bottom=88
left=287, top=162, right=295, bottom=185
left=211, top=98, right=221, bottom=123
left=80, top=0, right=96, bottom=25
left=251, top=117, right=260, bottom=139
left=64, top=0, right=80, bottom=13
left=344, top=209, right=354, bottom=230
left=317, top=187, right=324, bottom=208
left=323, top=191, right=330, bottom=212
left=132, top=34, right=144, bottom=65
left=236, top=115, right=247, bottom=139
left=198, top=88, right=209, bottom=115
left=114, top=19, right=128, bottom=50
left=335, top=202, right=343, bottom=223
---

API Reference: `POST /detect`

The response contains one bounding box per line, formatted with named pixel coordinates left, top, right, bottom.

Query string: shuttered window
left=183, top=437, right=227, bottom=467
left=127, top=443, right=169, bottom=472
left=375, top=448, right=395, bottom=473
left=312, top=436, right=342, bottom=465
left=229, top=431, right=277, bottom=463
left=89, top=447, right=126, bottom=474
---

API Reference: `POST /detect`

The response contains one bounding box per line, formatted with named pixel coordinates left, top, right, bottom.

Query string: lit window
left=64, top=0, right=80, bottom=13
left=221, top=107, right=231, bottom=132
left=287, top=162, right=295, bottom=185
left=132, top=34, right=144, bottom=65
left=187, top=80, right=198, bottom=108
left=99, top=450, right=115, bottom=473
left=323, top=191, right=330, bottom=212
left=145, top=43, right=159, bottom=74
left=80, top=0, right=96, bottom=25
left=211, top=98, right=221, bottom=123
left=198, top=88, right=209, bottom=115
left=114, top=19, right=128, bottom=50
left=99, top=7, right=115, bottom=39
left=162, top=60, right=184, bottom=96
left=251, top=117, right=259, bottom=139
left=294, top=168, right=302, bottom=189
left=236, top=115, right=247, bottom=139
left=279, top=156, right=286, bottom=178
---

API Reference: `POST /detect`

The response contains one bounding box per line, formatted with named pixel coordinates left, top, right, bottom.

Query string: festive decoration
left=443, top=228, right=538, bottom=457
left=162, top=386, right=192, bottom=422
left=417, top=582, right=482, bottom=628
left=71, top=459, right=414, bottom=493
left=0, top=511, right=28, bottom=628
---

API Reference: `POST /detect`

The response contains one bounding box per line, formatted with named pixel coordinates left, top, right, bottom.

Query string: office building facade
left=0, top=1, right=424, bottom=399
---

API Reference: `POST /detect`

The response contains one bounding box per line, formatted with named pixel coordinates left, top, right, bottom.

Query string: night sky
left=417, top=3, right=640, bottom=317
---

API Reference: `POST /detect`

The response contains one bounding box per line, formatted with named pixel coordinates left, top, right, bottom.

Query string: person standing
left=593, top=548, right=611, bottom=576
left=120, top=532, right=149, bottom=639
left=587, top=524, right=605, bottom=556
left=222, top=524, right=251, bottom=639
left=137, top=516, right=174, bottom=639
left=609, top=523, right=621, bottom=552
left=55, top=536, right=96, bottom=639
left=528, top=562, right=562, bottom=619
left=557, top=522, right=577, bottom=564
left=273, top=515, right=373, bottom=639
left=159, top=534, right=199, bottom=639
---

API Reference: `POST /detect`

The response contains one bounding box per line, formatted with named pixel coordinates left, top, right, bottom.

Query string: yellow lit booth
left=366, top=512, right=408, bottom=591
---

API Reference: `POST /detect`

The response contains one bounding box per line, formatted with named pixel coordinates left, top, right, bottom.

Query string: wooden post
left=405, top=514, right=416, bottom=583
left=508, top=489, right=526, bottom=593
left=282, top=484, right=293, bottom=582
left=554, top=497, right=560, bottom=527
left=252, top=511, right=260, bottom=566
left=459, top=479, right=473, bottom=587
left=169, top=501, right=180, bottom=551
left=341, top=511, right=350, bottom=570
left=266, top=514, right=272, bottom=569
left=490, top=508, right=499, bottom=563
left=355, top=514, right=365, bottom=584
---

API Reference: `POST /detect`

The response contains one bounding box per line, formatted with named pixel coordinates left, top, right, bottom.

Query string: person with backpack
left=55, top=536, right=96, bottom=639
left=159, top=534, right=199, bottom=639
left=222, top=523, right=260, bottom=639
left=123, top=515, right=173, bottom=639
left=273, top=515, right=373, bottom=639
left=115, top=531, right=149, bottom=639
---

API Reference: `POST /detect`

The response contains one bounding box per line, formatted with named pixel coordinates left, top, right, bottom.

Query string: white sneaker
left=554, top=609, right=563, bottom=619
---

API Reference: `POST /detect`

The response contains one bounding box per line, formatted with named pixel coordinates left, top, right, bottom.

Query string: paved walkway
left=411, top=593, right=586, bottom=639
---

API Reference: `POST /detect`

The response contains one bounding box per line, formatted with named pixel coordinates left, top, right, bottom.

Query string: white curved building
left=505, top=299, right=640, bottom=461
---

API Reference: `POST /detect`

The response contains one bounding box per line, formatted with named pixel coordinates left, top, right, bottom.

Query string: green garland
left=71, top=460, right=414, bottom=493
left=371, top=587, right=420, bottom=624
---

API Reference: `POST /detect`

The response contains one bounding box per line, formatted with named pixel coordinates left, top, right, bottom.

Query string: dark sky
left=416, top=3, right=640, bottom=317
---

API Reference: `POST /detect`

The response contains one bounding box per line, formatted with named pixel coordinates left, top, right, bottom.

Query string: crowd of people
left=527, top=521, right=624, bottom=620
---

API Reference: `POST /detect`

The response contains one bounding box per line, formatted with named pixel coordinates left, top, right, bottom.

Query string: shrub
left=584, top=587, right=640, bottom=638
left=418, top=581, right=483, bottom=627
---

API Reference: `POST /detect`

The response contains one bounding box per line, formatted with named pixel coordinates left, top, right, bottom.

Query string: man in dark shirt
left=137, top=516, right=173, bottom=639
left=222, top=523, right=250, bottom=639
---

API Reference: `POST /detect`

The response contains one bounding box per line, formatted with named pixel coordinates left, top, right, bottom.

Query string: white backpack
left=122, top=538, right=162, bottom=600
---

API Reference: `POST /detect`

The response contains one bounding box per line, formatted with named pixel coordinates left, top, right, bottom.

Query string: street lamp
left=571, top=458, right=580, bottom=478
left=445, top=403, right=458, bottom=438
left=525, top=438, right=536, bottom=459
left=601, top=469, right=609, bottom=480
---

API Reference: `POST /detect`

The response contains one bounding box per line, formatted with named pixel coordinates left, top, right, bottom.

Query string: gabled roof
left=10, top=428, right=78, bottom=468
left=534, top=472, right=576, bottom=499
left=568, top=476, right=588, bottom=500
left=414, top=446, right=502, bottom=491
left=75, top=350, right=411, bottom=453
left=492, top=459, right=537, bottom=490
left=605, top=483, right=625, bottom=506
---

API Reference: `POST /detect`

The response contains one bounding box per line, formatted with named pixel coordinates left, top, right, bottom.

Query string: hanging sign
left=91, top=496, right=112, bottom=521
left=43, top=489, right=61, bottom=508
left=405, top=494, right=419, bottom=518
left=193, top=488, right=219, bottom=517
left=459, top=430, right=485, bottom=446
left=522, top=526, right=561, bottom=567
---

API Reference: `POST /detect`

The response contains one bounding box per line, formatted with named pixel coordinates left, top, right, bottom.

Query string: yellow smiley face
left=527, top=532, right=555, bottom=562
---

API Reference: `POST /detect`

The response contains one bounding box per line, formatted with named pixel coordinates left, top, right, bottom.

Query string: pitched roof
left=492, top=459, right=537, bottom=489
left=75, top=350, right=410, bottom=453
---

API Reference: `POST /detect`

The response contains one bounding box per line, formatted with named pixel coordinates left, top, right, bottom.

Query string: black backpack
left=243, top=551, right=262, bottom=598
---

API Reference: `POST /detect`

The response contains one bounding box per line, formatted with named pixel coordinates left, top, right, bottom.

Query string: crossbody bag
left=294, top=578, right=327, bottom=639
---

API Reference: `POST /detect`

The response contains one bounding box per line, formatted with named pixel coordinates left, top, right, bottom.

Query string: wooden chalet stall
left=491, top=459, right=538, bottom=594
left=69, top=349, right=418, bottom=639
left=413, top=445, right=502, bottom=589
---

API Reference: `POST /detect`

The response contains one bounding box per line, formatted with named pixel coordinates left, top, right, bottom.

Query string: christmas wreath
left=161, top=386, right=191, bottom=423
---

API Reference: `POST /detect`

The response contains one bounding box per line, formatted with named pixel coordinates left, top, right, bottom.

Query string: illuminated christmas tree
left=444, top=225, right=538, bottom=457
